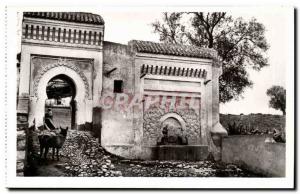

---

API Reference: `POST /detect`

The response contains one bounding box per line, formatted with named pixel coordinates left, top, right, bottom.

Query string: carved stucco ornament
left=33, top=58, right=90, bottom=98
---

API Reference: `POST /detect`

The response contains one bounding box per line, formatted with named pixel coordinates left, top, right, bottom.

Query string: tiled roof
left=23, top=12, right=104, bottom=25
left=129, top=40, right=218, bottom=60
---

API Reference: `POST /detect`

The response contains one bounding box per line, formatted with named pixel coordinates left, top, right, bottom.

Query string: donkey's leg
left=52, top=147, right=55, bottom=160
left=56, top=148, right=60, bottom=161
left=39, top=146, right=44, bottom=159
left=44, top=146, right=49, bottom=159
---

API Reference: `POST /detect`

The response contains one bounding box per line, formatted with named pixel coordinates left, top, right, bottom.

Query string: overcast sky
left=99, top=8, right=292, bottom=115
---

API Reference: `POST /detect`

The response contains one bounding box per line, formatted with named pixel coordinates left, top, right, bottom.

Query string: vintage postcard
left=5, top=5, right=295, bottom=189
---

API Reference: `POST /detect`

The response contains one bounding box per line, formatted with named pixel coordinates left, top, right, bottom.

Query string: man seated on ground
left=272, top=127, right=286, bottom=143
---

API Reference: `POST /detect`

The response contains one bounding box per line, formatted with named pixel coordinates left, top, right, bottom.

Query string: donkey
left=38, top=126, right=68, bottom=161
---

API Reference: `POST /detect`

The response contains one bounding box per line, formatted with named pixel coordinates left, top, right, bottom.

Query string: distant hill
left=220, top=113, right=285, bottom=134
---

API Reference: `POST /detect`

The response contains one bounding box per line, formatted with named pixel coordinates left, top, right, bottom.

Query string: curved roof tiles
left=23, top=12, right=104, bottom=25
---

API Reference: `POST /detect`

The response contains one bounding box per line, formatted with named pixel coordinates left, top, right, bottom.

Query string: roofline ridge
left=129, top=39, right=217, bottom=52
left=23, top=12, right=105, bottom=25
left=128, top=39, right=221, bottom=66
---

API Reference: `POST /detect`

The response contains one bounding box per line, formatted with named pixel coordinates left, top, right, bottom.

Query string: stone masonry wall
left=16, top=129, right=26, bottom=176
left=16, top=113, right=28, bottom=176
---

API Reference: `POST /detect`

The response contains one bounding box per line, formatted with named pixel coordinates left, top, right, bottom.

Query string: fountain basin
left=157, top=145, right=209, bottom=161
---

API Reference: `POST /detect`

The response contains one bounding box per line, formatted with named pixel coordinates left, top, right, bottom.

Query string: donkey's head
left=59, top=126, right=69, bottom=137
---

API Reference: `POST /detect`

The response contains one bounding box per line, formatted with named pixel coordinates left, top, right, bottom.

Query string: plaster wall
left=99, top=45, right=222, bottom=160
left=101, top=41, right=137, bottom=158
left=222, top=135, right=286, bottom=177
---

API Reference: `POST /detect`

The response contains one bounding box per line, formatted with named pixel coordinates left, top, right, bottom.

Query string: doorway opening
left=45, top=74, right=76, bottom=129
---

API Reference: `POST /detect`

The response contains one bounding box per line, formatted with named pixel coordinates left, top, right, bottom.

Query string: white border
left=5, top=5, right=295, bottom=189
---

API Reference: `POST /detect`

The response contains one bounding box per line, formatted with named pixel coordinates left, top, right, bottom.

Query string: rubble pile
left=35, top=130, right=262, bottom=177
left=117, top=160, right=259, bottom=177
left=60, top=130, right=122, bottom=177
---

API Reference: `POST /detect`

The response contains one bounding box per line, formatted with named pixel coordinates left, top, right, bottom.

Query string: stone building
left=17, top=12, right=227, bottom=160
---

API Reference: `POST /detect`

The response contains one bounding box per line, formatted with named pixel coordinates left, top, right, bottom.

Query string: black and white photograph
left=4, top=4, right=295, bottom=189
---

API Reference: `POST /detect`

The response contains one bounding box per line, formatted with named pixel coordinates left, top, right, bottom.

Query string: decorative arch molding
left=33, top=58, right=90, bottom=98
left=30, top=63, right=90, bottom=128
left=159, top=112, right=187, bottom=131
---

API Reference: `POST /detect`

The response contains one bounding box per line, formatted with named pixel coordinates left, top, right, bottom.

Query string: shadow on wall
left=92, top=107, right=102, bottom=141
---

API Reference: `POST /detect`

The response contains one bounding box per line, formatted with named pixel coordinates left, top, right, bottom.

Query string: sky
left=98, top=8, right=292, bottom=115
left=15, top=8, right=292, bottom=115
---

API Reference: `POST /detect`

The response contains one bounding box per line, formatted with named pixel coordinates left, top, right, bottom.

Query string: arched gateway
left=29, top=64, right=88, bottom=128
left=17, top=12, right=227, bottom=161
left=18, top=12, right=104, bottom=131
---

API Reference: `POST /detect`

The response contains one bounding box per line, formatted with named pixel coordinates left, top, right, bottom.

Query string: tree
left=152, top=12, right=269, bottom=103
left=266, top=86, right=286, bottom=115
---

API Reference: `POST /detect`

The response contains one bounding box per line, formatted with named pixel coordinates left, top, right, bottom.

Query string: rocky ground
left=35, top=130, right=263, bottom=177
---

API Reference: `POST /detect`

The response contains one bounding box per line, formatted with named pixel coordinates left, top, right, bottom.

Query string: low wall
left=16, top=129, right=26, bottom=176
left=222, top=135, right=285, bottom=177
left=16, top=113, right=28, bottom=176
left=48, top=106, right=72, bottom=129
left=23, top=125, right=40, bottom=176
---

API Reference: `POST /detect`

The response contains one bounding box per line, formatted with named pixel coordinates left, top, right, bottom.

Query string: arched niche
left=159, top=113, right=187, bottom=135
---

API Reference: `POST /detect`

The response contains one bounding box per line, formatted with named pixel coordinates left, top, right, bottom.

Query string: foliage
left=152, top=12, right=269, bottom=103
left=266, top=86, right=286, bottom=115
left=226, top=121, right=257, bottom=135
left=226, top=119, right=286, bottom=142
left=152, top=13, right=187, bottom=44
left=227, top=121, right=243, bottom=135
left=220, top=113, right=286, bottom=138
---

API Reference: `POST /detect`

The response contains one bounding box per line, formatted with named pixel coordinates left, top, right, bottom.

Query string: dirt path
left=34, top=130, right=263, bottom=177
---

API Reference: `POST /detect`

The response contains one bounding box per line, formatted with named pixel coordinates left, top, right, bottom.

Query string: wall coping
left=223, top=134, right=273, bottom=138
